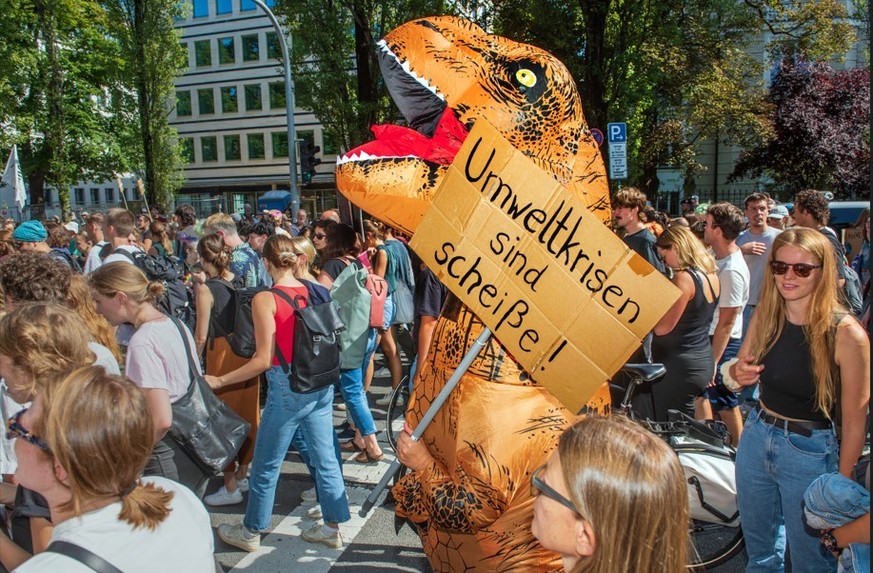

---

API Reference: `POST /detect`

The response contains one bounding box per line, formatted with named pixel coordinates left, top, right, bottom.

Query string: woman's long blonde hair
left=288, top=236, right=317, bottom=279
left=749, top=227, right=844, bottom=417
left=88, top=261, right=165, bottom=306
left=67, top=274, right=122, bottom=363
left=655, top=225, right=717, bottom=274
left=560, top=415, right=689, bottom=573
left=0, top=302, right=96, bottom=402
left=40, top=366, right=174, bottom=529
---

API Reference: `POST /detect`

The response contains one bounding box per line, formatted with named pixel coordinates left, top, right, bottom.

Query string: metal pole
left=252, top=0, right=299, bottom=207
left=359, top=328, right=493, bottom=517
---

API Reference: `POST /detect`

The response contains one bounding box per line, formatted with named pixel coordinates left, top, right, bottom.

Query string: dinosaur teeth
left=336, top=152, right=419, bottom=165
left=376, top=39, right=445, bottom=102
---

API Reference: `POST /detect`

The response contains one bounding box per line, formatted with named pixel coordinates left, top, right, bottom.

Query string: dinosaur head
left=335, top=16, right=609, bottom=235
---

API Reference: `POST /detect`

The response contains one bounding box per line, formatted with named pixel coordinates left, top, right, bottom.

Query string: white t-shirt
left=102, top=244, right=144, bottom=266
left=736, top=227, right=781, bottom=305
left=89, top=342, right=121, bottom=375
left=83, top=241, right=108, bottom=274
left=13, top=477, right=215, bottom=573
left=709, top=250, right=750, bottom=340
left=125, top=317, right=200, bottom=402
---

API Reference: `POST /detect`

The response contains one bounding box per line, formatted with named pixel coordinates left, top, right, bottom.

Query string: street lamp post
left=251, top=0, right=299, bottom=212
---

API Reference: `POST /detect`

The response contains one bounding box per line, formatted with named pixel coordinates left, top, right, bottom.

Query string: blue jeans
left=339, top=367, right=377, bottom=436
left=736, top=407, right=838, bottom=572
left=244, top=366, right=350, bottom=530
left=804, top=473, right=870, bottom=573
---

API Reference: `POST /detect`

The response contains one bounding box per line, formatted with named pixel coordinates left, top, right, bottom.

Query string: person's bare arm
left=0, top=530, right=32, bottom=570
left=193, top=282, right=213, bottom=355
left=142, top=387, right=173, bottom=442
left=206, top=291, right=276, bottom=389
left=835, top=317, right=870, bottom=478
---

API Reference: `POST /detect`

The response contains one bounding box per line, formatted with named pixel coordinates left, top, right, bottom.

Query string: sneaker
left=301, top=522, right=342, bottom=548
left=300, top=486, right=317, bottom=502
left=204, top=485, right=243, bottom=507
left=237, top=478, right=249, bottom=493
left=375, top=393, right=394, bottom=407
left=306, top=505, right=323, bottom=520
left=374, top=366, right=391, bottom=378
left=217, top=523, right=260, bottom=552
left=333, top=402, right=347, bottom=411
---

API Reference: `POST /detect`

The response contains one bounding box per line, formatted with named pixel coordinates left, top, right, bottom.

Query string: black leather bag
left=168, top=318, right=251, bottom=476
left=272, top=288, right=344, bottom=394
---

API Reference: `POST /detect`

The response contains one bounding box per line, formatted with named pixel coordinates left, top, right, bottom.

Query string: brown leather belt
left=754, top=404, right=831, bottom=438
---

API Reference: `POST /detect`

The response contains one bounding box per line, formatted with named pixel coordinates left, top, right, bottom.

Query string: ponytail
left=118, top=480, right=175, bottom=530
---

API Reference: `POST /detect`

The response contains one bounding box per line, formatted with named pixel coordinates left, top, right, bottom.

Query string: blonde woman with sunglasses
left=729, top=227, right=869, bottom=571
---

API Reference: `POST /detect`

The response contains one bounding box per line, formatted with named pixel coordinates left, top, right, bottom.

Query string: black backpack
left=114, top=248, right=196, bottom=331
left=272, top=287, right=344, bottom=394
left=206, top=276, right=267, bottom=359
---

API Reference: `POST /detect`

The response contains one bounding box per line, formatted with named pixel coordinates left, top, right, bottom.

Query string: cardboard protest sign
left=410, top=121, right=681, bottom=412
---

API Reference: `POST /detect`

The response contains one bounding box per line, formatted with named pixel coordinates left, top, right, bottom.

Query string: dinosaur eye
left=516, top=69, right=537, bottom=88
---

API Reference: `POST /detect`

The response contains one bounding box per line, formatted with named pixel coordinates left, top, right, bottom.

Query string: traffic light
left=300, top=141, right=321, bottom=185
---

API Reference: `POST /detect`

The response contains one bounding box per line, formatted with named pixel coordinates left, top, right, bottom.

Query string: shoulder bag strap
left=46, top=540, right=126, bottom=573
left=169, top=316, right=199, bottom=385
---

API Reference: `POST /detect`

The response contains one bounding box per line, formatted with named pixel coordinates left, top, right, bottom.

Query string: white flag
left=1, top=144, right=27, bottom=214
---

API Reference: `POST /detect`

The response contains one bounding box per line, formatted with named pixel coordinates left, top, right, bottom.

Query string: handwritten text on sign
left=410, top=121, right=680, bottom=411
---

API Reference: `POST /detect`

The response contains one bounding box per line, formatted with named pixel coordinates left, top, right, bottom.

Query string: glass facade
left=194, top=40, right=211, bottom=67
left=180, top=138, right=195, bottom=163
left=244, top=83, right=262, bottom=111
left=247, top=133, right=265, bottom=159
left=242, top=34, right=259, bottom=62
left=224, top=135, right=241, bottom=160
left=221, top=86, right=238, bottom=113
left=202, top=136, right=218, bottom=161
left=216, top=0, right=232, bottom=14
left=271, top=131, right=288, bottom=157
left=176, top=90, right=192, bottom=116
left=269, top=81, right=285, bottom=109
left=192, top=0, right=209, bottom=18
left=218, top=37, right=235, bottom=64
left=198, top=88, right=215, bottom=114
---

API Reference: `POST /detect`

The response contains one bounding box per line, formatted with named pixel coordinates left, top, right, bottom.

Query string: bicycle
left=613, top=363, right=745, bottom=570
left=384, top=374, right=411, bottom=454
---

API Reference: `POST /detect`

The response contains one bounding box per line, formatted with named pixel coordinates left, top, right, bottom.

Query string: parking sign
left=607, top=122, right=627, bottom=143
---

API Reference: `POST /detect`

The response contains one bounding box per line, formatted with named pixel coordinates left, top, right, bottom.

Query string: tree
left=275, top=0, right=453, bottom=153
left=0, top=0, right=134, bottom=218
left=490, top=0, right=856, bottom=196
left=730, top=60, right=870, bottom=199
left=105, top=0, right=188, bottom=212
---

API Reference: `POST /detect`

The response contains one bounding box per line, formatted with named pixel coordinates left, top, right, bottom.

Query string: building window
left=323, top=129, right=340, bottom=155
left=298, top=129, right=315, bottom=147
left=74, top=188, right=84, bottom=205
left=198, top=88, right=215, bottom=115
left=247, top=133, right=265, bottom=159
left=106, top=187, right=115, bottom=203
left=201, top=136, right=218, bottom=162
left=176, top=90, right=192, bottom=116
left=242, top=34, right=259, bottom=62
left=218, top=37, right=234, bottom=64
left=244, top=83, right=262, bottom=111
left=216, top=0, right=232, bottom=14
left=192, top=0, right=208, bottom=18
left=180, top=138, right=194, bottom=163
left=194, top=40, right=211, bottom=67
left=269, top=82, right=285, bottom=109
left=90, top=188, right=100, bottom=204
left=240, top=0, right=255, bottom=11
left=221, top=86, right=238, bottom=113
left=271, top=131, right=288, bottom=158
left=224, top=135, right=241, bottom=160
left=180, top=42, right=189, bottom=67
left=266, top=32, right=281, bottom=60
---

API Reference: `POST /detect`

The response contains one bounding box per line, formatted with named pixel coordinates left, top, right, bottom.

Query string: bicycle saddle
left=622, top=363, right=666, bottom=383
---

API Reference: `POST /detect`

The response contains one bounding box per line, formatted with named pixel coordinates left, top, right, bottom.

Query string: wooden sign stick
left=136, top=179, right=153, bottom=222
left=114, top=173, right=130, bottom=211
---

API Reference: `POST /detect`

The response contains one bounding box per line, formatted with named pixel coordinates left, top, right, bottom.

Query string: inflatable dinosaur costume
left=336, top=17, right=612, bottom=571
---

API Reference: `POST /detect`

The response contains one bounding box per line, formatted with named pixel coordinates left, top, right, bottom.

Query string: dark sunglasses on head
left=770, top=260, right=822, bottom=278
left=530, top=464, right=582, bottom=516
left=6, top=408, right=51, bottom=453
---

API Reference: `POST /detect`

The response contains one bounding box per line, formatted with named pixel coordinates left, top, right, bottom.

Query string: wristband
left=720, top=357, right=741, bottom=392
left=821, top=530, right=842, bottom=555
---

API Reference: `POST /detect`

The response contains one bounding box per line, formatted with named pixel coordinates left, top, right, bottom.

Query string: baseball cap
left=769, top=205, right=789, bottom=219
left=64, top=221, right=79, bottom=233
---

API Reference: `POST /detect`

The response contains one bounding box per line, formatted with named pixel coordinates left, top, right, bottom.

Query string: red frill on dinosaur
left=335, top=16, right=613, bottom=572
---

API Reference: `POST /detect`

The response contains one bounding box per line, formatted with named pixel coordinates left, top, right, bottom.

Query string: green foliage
left=275, top=0, right=455, bottom=153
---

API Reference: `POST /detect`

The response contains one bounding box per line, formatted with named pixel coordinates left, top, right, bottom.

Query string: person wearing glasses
left=7, top=367, right=214, bottom=572
left=728, top=227, right=870, bottom=571
left=530, top=415, right=689, bottom=572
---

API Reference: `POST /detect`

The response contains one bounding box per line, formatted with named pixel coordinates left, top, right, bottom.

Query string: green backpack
left=330, top=261, right=373, bottom=369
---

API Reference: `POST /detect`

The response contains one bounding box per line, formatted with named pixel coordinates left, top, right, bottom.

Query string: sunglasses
left=770, top=260, right=822, bottom=278
left=313, top=233, right=326, bottom=239
left=530, top=465, right=581, bottom=516
left=6, top=408, right=51, bottom=453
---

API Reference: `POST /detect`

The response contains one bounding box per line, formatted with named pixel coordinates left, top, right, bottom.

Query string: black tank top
left=205, top=277, right=237, bottom=337
left=652, top=270, right=718, bottom=355
left=759, top=321, right=833, bottom=423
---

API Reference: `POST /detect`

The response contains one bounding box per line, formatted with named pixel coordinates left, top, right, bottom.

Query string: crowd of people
left=0, top=187, right=868, bottom=571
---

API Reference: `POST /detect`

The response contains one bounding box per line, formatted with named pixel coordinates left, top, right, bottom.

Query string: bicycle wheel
left=385, top=376, right=410, bottom=453
left=688, top=519, right=744, bottom=569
